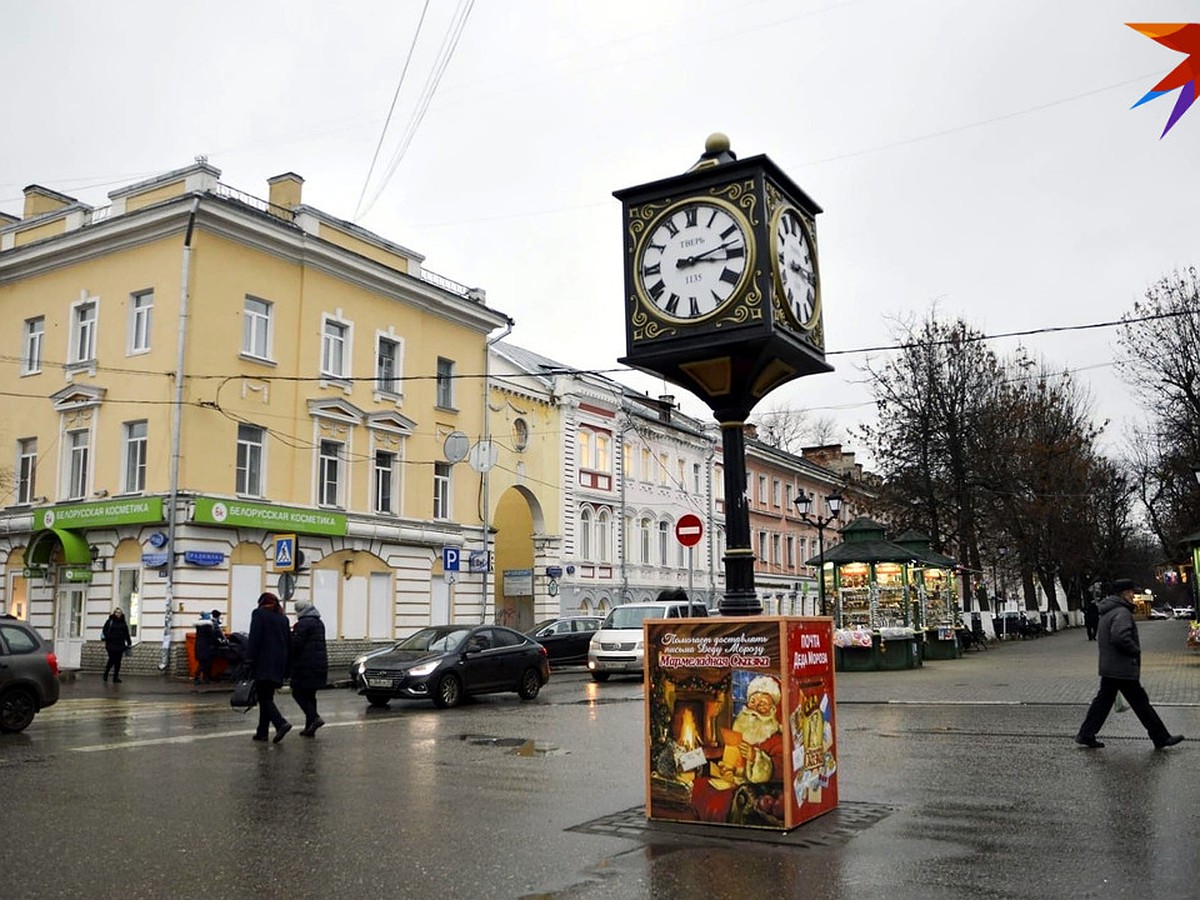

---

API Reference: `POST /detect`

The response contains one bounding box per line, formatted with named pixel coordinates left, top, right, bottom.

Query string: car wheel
left=0, top=687, right=37, bottom=733
left=433, top=673, right=462, bottom=709
left=590, top=671, right=610, bottom=682
left=517, top=668, right=542, bottom=700
left=365, top=693, right=391, bottom=708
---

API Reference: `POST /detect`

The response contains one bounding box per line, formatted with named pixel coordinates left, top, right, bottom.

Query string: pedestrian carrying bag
left=1114, top=693, right=1130, bottom=714
left=230, top=677, right=258, bottom=712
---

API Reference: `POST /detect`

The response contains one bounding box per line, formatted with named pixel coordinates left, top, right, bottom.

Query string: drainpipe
left=160, top=196, right=200, bottom=672
left=481, top=316, right=514, bottom=623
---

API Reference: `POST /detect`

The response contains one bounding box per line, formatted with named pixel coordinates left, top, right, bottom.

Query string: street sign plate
left=675, top=514, right=703, bottom=547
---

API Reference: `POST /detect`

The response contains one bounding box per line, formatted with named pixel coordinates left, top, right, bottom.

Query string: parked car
left=1149, top=606, right=1173, bottom=620
left=356, top=624, right=549, bottom=709
left=0, top=615, right=60, bottom=733
left=1172, top=606, right=1196, bottom=620
left=587, top=599, right=708, bottom=682
left=525, top=616, right=604, bottom=666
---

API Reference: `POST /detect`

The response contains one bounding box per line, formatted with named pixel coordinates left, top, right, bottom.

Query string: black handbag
left=230, top=677, right=258, bottom=712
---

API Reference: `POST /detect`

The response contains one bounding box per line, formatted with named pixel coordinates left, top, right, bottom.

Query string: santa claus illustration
left=691, top=674, right=785, bottom=823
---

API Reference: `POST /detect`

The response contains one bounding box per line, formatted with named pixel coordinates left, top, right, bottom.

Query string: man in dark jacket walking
left=1083, top=597, right=1099, bottom=641
left=1075, top=579, right=1184, bottom=749
left=290, top=599, right=328, bottom=737
left=247, top=592, right=292, bottom=743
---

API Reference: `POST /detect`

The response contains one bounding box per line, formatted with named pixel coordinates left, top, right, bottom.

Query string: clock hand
left=676, top=242, right=735, bottom=267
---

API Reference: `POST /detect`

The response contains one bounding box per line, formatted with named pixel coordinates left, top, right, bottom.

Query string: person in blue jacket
left=1075, top=578, right=1184, bottom=750
left=247, top=591, right=292, bottom=743
left=290, top=599, right=329, bottom=736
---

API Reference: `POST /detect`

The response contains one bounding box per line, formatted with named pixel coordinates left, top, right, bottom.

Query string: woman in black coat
left=101, top=608, right=132, bottom=682
left=290, top=599, right=329, bottom=736
left=247, top=592, right=293, bottom=742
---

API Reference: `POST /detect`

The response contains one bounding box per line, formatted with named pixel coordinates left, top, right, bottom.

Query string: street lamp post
left=795, top=492, right=843, bottom=617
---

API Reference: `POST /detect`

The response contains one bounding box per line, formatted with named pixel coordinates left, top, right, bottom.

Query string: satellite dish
left=469, top=438, right=499, bottom=473
left=443, top=431, right=470, bottom=463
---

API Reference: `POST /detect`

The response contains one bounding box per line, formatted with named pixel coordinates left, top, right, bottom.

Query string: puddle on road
left=461, top=734, right=569, bottom=756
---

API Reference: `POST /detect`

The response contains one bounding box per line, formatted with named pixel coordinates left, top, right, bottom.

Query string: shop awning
left=27, top=527, right=91, bottom=567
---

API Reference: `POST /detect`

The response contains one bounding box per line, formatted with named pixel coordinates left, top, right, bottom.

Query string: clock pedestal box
left=614, top=135, right=833, bottom=615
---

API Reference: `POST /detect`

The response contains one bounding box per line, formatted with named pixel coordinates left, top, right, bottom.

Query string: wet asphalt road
left=3, top=619, right=1198, bottom=899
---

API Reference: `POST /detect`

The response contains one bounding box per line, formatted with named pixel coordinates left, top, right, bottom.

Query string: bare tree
left=751, top=403, right=841, bottom=454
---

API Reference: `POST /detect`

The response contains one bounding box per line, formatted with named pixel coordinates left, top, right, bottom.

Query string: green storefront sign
left=35, top=497, right=165, bottom=530
left=191, top=497, right=348, bottom=536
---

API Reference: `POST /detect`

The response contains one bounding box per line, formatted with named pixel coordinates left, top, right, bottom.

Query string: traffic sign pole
left=675, top=514, right=704, bottom=616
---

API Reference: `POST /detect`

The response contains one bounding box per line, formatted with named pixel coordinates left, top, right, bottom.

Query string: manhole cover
left=568, top=801, right=893, bottom=848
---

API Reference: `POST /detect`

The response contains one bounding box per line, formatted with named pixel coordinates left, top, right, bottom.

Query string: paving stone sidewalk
left=835, top=618, right=1200, bottom=706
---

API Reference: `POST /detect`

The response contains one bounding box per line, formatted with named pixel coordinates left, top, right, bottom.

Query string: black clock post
left=615, top=134, right=832, bottom=615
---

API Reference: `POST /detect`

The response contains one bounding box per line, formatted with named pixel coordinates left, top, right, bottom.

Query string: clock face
left=634, top=199, right=752, bottom=322
left=771, top=205, right=820, bottom=330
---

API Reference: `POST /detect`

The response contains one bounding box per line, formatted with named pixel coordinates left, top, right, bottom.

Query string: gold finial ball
left=705, top=132, right=730, bottom=155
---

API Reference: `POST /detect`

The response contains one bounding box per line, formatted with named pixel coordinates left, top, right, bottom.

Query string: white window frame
left=693, top=462, right=702, bottom=494
left=597, top=509, right=611, bottom=563
left=17, top=438, right=37, bottom=504
left=373, top=449, right=397, bottom=514
left=242, top=296, right=273, bottom=361
left=433, top=462, right=451, bottom=519
left=321, top=314, right=352, bottom=381
left=436, top=357, right=455, bottom=409
left=579, top=507, right=592, bottom=560
left=639, top=517, right=652, bottom=564
left=22, top=317, right=44, bottom=375
left=236, top=424, right=266, bottom=497
left=318, top=439, right=344, bottom=508
left=65, top=428, right=90, bottom=500
left=595, top=434, right=611, bottom=473
left=69, top=296, right=98, bottom=365
left=128, top=290, right=153, bottom=355
left=375, top=333, right=402, bottom=397
left=122, top=420, right=148, bottom=494
left=658, top=521, right=669, bottom=566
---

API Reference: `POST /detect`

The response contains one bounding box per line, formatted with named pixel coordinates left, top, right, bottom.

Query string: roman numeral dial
left=635, top=198, right=752, bottom=322
left=770, top=204, right=820, bottom=331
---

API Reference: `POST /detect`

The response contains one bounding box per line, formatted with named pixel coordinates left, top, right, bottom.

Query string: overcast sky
left=4, top=0, right=1197, bottom=467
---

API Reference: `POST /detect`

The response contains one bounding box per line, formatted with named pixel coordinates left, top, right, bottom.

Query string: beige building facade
left=0, top=161, right=510, bottom=673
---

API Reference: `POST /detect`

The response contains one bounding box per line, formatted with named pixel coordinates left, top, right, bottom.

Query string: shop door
left=55, top=586, right=85, bottom=669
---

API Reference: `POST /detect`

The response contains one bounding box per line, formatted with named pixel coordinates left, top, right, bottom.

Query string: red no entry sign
left=675, top=514, right=703, bottom=547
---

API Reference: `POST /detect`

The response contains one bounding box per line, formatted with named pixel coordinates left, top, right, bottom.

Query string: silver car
left=587, top=600, right=708, bottom=682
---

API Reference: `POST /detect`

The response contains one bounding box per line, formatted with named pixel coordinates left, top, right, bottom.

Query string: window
left=376, top=336, right=400, bottom=394
left=436, top=358, right=455, bottom=408
left=693, top=462, right=702, bottom=494
left=17, top=438, right=36, bottom=504
left=772, top=533, right=781, bottom=566
left=623, top=442, right=633, bottom=478
left=374, top=450, right=396, bottom=514
left=597, top=509, right=611, bottom=563
left=71, top=300, right=97, bottom=364
left=579, top=508, right=592, bottom=559
left=128, top=291, right=153, bottom=354
left=242, top=296, right=272, bottom=359
left=66, top=429, right=90, bottom=500
left=122, top=421, right=147, bottom=493
left=677, top=532, right=686, bottom=568
left=787, top=535, right=795, bottom=568
left=595, top=434, right=611, bottom=472
left=433, top=462, right=451, bottom=519
left=22, top=317, right=43, bottom=375
left=758, top=475, right=768, bottom=505
left=577, top=430, right=591, bottom=467
left=321, top=318, right=349, bottom=378
left=639, top=517, right=652, bottom=564
left=677, top=459, right=685, bottom=487
left=117, top=569, right=141, bottom=639
left=658, top=521, right=669, bottom=566
left=641, top=448, right=651, bottom=481
left=757, top=531, right=768, bottom=563
left=318, top=440, right=343, bottom=507
left=772, top=479, right=781, bottom=507
left=786, top=484, right=794, bottom=508
left=236, top=424, right=265, bottom=496
left=658, top=453, right=669, bottom=486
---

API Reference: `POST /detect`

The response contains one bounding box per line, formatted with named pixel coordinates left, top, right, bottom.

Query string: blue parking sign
left=442, top=547, right=460, bottom=571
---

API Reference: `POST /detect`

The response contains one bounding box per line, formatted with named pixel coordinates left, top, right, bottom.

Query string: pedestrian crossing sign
left=274, top=534, right=296, bottom=572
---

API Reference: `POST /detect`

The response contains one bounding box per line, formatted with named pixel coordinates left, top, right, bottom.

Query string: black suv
left=0, top=615, right=61, bottom=733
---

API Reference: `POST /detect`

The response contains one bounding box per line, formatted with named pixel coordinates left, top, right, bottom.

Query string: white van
left=586, top=599, right=708, bottom=681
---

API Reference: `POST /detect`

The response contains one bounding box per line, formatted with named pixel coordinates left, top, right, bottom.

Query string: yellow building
left=0, top=161, right=510, bottom=674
